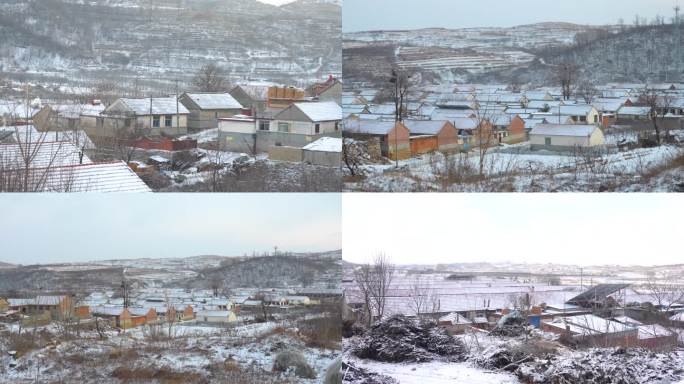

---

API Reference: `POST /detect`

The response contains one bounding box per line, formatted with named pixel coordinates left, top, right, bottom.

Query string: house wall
left=187, top=109, right=242, bottom=131
left=317, top=82, right=343, bottom=103
left=303, top=149, right=341, bottom=167
left=255, top=130, right=341, bottom=153
left=436, top=123, right=460, bottom=152
left=383, top=123, right=411, bottom=160
left=219, top=119, right=256, bottom=134
left=530, top=130, right=605, bottom=151
left=268, top=146, right=303, bottom=162
left=410, top=135, right=439, bottom=155
left=271, top=119, right=340, bottom=136
left=220, top=132, right=257, bottom=153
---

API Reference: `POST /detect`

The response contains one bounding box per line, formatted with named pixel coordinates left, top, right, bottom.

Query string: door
left=545, top=137, right=552, bottom=148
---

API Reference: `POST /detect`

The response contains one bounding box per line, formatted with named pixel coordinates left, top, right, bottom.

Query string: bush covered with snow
left=272, top=350, right=317, bottom=379
left=517, top=347, right=684, bottom=384
left=350, top=315, right=466, bottom=363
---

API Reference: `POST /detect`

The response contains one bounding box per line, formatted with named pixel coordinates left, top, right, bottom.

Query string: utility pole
left=675, top=4, right=681, bottom=79
left=175, top=79, right=180, bottom=131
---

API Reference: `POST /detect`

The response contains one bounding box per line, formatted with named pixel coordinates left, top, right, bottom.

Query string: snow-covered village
left=341, top=2, right=684, bottom=192
left=341, top=194, right=684, bottom=384
left=0, top=0, right=343, bottom=192
left=0, top=194, right=344, bottom=383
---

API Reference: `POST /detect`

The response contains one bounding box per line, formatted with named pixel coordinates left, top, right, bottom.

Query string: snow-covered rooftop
left=302, top=136, right=342, bottom=152
left=344, top=120, right=397, bottom=135
left=184, top=93, right=243, bottom=110
left=617, top=106, right=651, bottom=116
left=292, top=101, right=342, bottom=122
left=403, top=120, right=450, bottom=135
left=117, top=97, right=189, bottom=115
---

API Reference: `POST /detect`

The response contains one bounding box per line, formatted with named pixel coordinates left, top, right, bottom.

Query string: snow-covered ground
left=345, top=142, right=684, bottom=192
left=349, top=358, right=519, bottom=384
left=0, top=319, right=338, bottom=383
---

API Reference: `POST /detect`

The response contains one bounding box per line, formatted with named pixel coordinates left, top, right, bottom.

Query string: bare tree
left=367, top=253, right=395, bottom=322
left=553, top=63, right=579, bottom=101
left=644, top=273, right=684, bottom=314
left=192, top=63, right=227, bottom=92
left=472, top=102, right=496, bottom=178
left=408, top=276, right=433, bottom=318
left=639, top=86, right=675, bottom=146
left=353, top=264, right=373, bottom=327
left=576, top=81, right=599, bottom=104
left=342, top=137, right=368, bottom=177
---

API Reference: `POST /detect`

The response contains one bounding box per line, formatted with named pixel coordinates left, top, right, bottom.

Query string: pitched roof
left=559, top=105, right=595, bottom=115
left=617, top=106, right=651, bottom=116
left=302, top=137, right=342, bottom=152
left=36, top=161, right=151, bottom=193
left=117, top=98, right=189, bottom=115
left=0, top=141, right=92, bottom=169
left=402, top=120, right=451, bottom=135
left=183, top=93, right=243, bottom=110
left=530, top=124, right=599, bottom=137
left=287, top=102, right=342, bottom=122
left=451, top=117, right=480, bottom=130
left=344, top=120, right=397, bottom=135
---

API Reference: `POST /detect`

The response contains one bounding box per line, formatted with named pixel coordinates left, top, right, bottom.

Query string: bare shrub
left=299, top=316, right=341, bottom=350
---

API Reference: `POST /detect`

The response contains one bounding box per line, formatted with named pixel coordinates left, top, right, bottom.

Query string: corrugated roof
left=0, top=141, right=92, bottom=168
left=566, top=284, right=630, bottom=305
left=118, top=98, right=189, bottom=115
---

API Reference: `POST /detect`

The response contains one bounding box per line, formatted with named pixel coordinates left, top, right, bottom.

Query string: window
left=579, top=116, right=586, bottom=122
left=165, top=115, right=173, bottom=127
left=593, top=115, right=598, bottom=123
left=258, top=120, right=270, bottom=131
left=315, top=123, right=320, bottom=134
left=153, top=115, right=160, bottom=128
left=277, top=122, right=290, bottom=133
left=335, top=122, right=339, bottom=131
left=545, top=137, right=552, bottom=147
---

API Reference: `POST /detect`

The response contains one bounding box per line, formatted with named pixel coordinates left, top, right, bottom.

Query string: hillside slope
left=0, top=0, right=341, bottom=93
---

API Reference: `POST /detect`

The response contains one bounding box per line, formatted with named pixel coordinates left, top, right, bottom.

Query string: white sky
left=344, top=0, right=681, bottom=32
left=343, top=194, right=683, bottom=267
left=0, top=194, right=341, bottom=265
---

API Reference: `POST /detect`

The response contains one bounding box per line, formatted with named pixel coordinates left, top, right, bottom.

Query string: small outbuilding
left=302, top=137, right=341, bottom=167
left=530, top=124, right=605, bottom=152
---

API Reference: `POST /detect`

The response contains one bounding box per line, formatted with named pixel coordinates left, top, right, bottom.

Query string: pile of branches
left=350, top=315, right=466, bottom=363
left=517, top=348, right=684, bottom=384
left=341, top=361, right=398, bottom=384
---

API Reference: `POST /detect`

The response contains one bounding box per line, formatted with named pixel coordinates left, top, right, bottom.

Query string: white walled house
left=558, top=105, right=601, bottom=124
left=530, top=124, right=605, bottom=151
left=271, top=101, right=342, bottom=135
left=87, top=97, right=189, bottom=138
left=218, top=115, right=257, bottom=153
left=195, top=310, right=238, bottom=324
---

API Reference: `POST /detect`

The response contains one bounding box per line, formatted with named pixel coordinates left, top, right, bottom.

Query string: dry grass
left=108, top=348, right=139, bottom=361
left=111, top=365, right=207, bottom=384
left=299, top=316, right=342, bottom=350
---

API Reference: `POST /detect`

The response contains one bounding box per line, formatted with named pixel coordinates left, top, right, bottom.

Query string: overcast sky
left=0, top=194, right=340, bottom=265
left=343, top=194, right=683, bottom=267
left=344, top=0, right=680, bottom=32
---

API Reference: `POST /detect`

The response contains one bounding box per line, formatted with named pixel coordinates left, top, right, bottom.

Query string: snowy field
left=345, top=140, right=684, bottom=192
left=0, top=317, right=338, bottom=383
